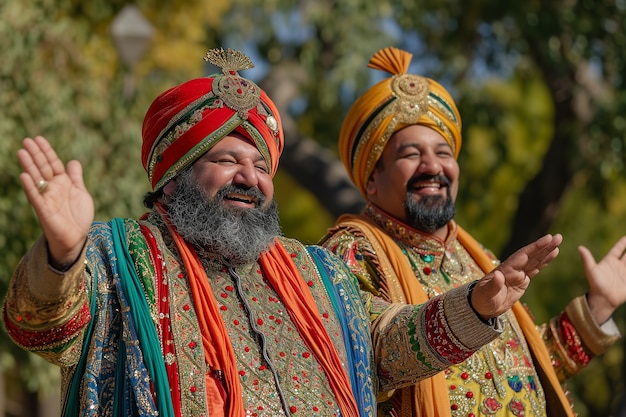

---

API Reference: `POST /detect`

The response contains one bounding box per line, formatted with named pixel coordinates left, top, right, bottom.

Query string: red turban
left=141, top=48, right=284, bottom=190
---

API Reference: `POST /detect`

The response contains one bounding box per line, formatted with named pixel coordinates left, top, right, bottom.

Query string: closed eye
left=215, top=159, right=236, bottom=165
left=255, top=164, right=269, bottom=174
left=399, top=151, right=420, bottom=159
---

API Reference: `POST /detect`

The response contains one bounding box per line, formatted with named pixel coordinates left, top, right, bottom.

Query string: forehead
left=385, top=125, right=451, bottom=153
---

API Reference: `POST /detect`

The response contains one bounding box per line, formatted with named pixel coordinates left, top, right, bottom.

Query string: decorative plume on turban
left=339, top=46, right=462, bottom=197
left=141, top=48, right=284, bottom=190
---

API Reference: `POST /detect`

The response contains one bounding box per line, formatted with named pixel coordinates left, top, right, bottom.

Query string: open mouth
left=409, top=180, right=448, bottom=191
left=409, top=178, right=448, bottom=192
left=411, top=181, right=444, bottom=190
left=224, top=193, right=258, bottom=205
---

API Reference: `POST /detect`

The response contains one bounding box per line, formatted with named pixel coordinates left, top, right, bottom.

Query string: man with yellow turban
left=320, top=46, right=626, bottom=417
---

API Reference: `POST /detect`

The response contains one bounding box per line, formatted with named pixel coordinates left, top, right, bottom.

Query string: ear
left=365, top=172, right=377, bottom=198
left=163, top=179, right=176, bottom=197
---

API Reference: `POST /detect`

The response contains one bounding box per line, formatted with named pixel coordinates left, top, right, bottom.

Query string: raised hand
left=580, top=236, right=626, bottom=325
left=470, top=233, right=563, bottom=319
left=18, top=136, right=94, bottom=269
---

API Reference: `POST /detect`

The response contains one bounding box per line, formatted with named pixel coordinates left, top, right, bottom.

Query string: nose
left=233, top=160, right=259, bottom=187
left=417, top=151, right=442, bottom=175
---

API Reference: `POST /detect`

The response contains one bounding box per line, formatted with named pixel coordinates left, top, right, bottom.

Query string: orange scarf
left=158, top=205, right=358, bottom=416
left=258, top=243, right=359, bottom=416
left=336, top=214, right=573, bottom=417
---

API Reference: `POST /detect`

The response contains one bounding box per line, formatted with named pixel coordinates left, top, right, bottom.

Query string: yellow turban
left=339, top=47, right=462, bottom=197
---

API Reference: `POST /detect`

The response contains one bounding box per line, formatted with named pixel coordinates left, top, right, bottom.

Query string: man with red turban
left=320, top=46, right=626, bottom=417
left=4, top=48, right=565, bottom=417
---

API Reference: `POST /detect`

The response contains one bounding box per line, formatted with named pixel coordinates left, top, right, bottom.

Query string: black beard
left=166, top=169, right=282, bottom=264
left=404, top=175, right=456, bottom=234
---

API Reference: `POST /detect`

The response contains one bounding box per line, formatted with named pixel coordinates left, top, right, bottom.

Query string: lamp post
left=111, top=4, right=154, bottom=98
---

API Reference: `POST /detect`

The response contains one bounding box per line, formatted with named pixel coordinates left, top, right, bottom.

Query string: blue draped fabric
left=62, top=259, right=98, bottom=417
left=307, top=245, right=376, bottom=416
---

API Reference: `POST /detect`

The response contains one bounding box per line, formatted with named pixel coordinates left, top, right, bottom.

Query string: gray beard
left=166, top=169, right=282, bottom=264
left=405, top=191, right=456, bottom=234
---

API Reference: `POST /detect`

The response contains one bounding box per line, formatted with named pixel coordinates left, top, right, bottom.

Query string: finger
left=577, top=245, right=597, bottom=275
left=526, top=247, right=560, bottom=278
left=533, top=233, right=558, bottom=250
left=537, top=246, right=561, bottom=266
left=554, top=233, right=564, bottom=245
left=500, top=234, right=560, bottom=275
left=607, top=236, right=626, bottom=259
left=21, top=137, right=53, bottom=181
left=19, top=171, right=43, bottom=204
left=515, top=234, right=559, bottom=265
left=534, top=234, right=562, bottom=257
left=17, top=140, right=45, bottom=185
left=66, top=160, right=85, bottom=189
left=33, top=136, right=65, bottom=179
left=529, top=234, right=562, bottom=262
left=475, top=270, right=506, bottom=308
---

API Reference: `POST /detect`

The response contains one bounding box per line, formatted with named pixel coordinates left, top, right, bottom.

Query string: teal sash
left=109, top=218, right=174, bottom=417
left=63, top=219, right=174, bottom=416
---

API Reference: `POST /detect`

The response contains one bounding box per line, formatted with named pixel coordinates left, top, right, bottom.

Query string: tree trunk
left=500, top=127, right=573, bottom=258
left=500, top=53, right=597, bottom=258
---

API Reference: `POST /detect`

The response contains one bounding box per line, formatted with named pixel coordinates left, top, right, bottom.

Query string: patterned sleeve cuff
left=3, top=236, right=90, bottom=354
left=565, top=295, right=621, bottom=356
left=443, top=284, right=503, bottom=351
left=26, top=236, right=87, bottom=304
left=4, top=236, right=88, bottom=329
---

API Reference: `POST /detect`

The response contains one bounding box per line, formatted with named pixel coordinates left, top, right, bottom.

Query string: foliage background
left=1, top=0, right=625, bottom=416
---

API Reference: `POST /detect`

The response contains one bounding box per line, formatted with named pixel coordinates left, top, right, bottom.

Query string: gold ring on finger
left=36, top=179, right=48, bottom=194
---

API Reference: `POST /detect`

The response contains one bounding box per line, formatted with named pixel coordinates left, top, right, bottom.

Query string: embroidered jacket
left=320, top=204, right=621, bottom=417
left=4, top=210, right=503, bottom=416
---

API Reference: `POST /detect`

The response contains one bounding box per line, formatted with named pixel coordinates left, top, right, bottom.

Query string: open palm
left=580, top=236, right=626, bottom=325
left=18, top=136, right=94, bottom=267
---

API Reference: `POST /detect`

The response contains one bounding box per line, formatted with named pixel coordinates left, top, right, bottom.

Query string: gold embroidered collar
left=363, top=203, right=457, bottom=256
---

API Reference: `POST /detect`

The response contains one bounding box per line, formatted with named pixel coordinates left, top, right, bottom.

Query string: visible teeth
left=227, top=194, right=255, bottom=203
left=415, top=183, right=440, bottom=189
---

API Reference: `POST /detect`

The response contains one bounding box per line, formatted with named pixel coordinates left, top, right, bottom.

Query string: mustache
left=407, top=174, right=451, bottom=190
left=215, top=184, right=266, bottom=207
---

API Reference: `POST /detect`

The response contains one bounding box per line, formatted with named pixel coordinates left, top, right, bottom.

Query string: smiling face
left=189, top=132, right=275, bottom=209
left=366, top=124, right=460, bottom=237
left=163, top=132, right=281, bottom=262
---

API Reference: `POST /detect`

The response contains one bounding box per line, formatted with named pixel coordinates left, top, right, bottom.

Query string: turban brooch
left=141, top=48, right=284, bottom=190
left=338, top=46, right=462, bottom=197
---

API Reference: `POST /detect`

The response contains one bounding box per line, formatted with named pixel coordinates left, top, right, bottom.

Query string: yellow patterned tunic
left=320, top=204, right=620, bottom=417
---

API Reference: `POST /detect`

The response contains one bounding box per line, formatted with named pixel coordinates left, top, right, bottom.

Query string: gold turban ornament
left=338, top=47, right=462, bottom=197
